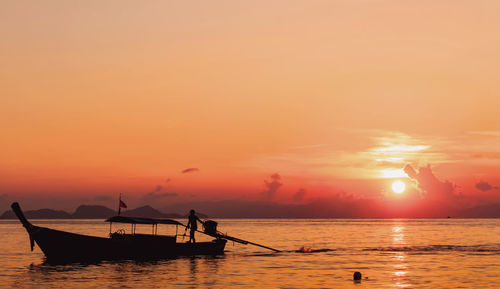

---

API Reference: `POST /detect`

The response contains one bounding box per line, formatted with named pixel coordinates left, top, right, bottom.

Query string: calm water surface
left=1, top=219, right=499, bottom=288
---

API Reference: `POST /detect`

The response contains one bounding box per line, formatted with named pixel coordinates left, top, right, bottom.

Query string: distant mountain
left=4, top=201, right=498, bottom=219
left=1, top=208, right=72, bottom=219
left=72, top=205, right=116, bottom=219
left=1, top=204, right=183, bottom=219
left=122, top=205, right=182, bottom=218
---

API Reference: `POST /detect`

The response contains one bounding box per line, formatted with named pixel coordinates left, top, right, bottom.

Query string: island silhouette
left=0, top=205, right=208, bottom=219
left=1, top=201, right=500, bottom=219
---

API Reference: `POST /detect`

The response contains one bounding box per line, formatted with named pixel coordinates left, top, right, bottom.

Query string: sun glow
left=382, top=169, right=408, bottom=178
left=392, top=180, right=406, bottom=194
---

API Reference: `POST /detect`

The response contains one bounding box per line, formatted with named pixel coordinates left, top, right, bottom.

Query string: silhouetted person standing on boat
left=186, top=209, right=203, bottom=243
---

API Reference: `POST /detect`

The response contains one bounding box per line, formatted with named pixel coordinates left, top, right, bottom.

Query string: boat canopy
left=106, top=216, right=184, bottom=226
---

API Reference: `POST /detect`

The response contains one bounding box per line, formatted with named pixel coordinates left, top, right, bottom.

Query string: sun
left=392, top=180, right=406, bottom=194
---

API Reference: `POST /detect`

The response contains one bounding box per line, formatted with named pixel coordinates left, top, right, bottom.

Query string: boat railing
left=106, top=216, right=183, bottom=239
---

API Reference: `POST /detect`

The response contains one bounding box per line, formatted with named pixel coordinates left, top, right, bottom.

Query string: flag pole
left=118, top=193, right=122, bottom=216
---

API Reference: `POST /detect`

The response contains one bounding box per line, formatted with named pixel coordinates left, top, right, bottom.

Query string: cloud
left=404, top=164, right=457, bottom=200
left=147, top=184, right=168, bottom=195
left=475, top=180, right=499, bottom=192
left=140, top=184, right=178, bottom=204
left=182, top=168, right=199, bottom=174
left=261, top=173, right=283, bottom=200
left=293, top=188, right=307, bottom=202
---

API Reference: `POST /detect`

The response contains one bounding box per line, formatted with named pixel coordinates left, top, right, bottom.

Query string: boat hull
left=30, top=225, right=226, bottom=263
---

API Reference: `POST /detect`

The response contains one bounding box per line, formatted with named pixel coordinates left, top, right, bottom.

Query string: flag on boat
left=118, top=194, right=127, bottom=215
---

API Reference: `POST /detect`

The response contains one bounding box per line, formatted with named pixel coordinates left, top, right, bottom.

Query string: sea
left=1, top=218, right=499, bottom=288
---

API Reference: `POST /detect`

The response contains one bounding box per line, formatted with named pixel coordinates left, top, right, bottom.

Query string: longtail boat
left=11, top=202, right=279, bottom=263
left=11, top=202, right=225, bottom=263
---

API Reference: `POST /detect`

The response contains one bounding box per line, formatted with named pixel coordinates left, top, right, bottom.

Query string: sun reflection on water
left=391, top=222, right=411, bottom=288
left=392, top=224, right=405, bottom=245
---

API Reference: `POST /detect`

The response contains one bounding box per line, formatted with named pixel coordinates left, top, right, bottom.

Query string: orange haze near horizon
left=1, top=1, right=500, bottom=215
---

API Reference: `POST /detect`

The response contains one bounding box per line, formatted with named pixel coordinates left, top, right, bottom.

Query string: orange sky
left=1, top=1, right=500, bottom=215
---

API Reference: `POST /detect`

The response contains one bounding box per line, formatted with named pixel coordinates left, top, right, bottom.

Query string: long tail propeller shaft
left=217, top=233, right=280, bottom=252
left=189, top=225, right=280, bottom=252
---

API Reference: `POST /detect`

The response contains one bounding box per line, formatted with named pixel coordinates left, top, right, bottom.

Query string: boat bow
left=11, top=202, right=36, bottom=251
